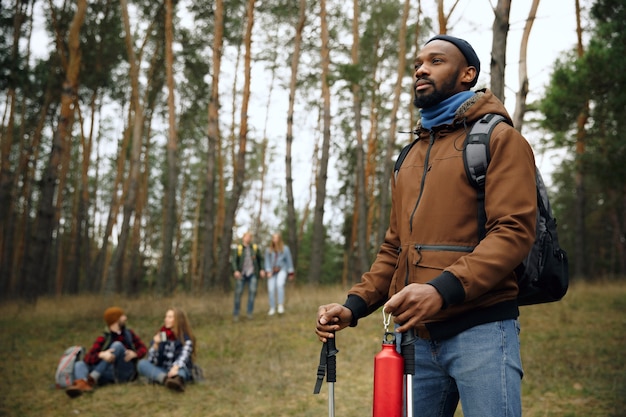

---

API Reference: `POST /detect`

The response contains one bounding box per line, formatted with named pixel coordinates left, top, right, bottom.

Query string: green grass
left=1, top=281, right=625, bottom=417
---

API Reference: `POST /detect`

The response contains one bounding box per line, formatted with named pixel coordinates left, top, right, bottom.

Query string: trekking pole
left=314, top=335, right=339, bottom=417
left=401, top=328, right=416, bottom=417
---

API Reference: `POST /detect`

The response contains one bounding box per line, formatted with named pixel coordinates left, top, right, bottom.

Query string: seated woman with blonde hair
left=138, top=308, right=196, bottom=392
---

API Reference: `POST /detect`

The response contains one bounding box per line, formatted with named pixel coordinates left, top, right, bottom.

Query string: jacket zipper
left=413, top=244, right=474, bottom=266
left=409, top=131, right=436, bottom=233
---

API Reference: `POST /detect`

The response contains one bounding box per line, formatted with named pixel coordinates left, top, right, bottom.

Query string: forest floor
left=1, top=280, right=625, bottom=417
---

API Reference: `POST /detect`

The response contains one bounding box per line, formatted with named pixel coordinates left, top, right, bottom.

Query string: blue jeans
left=137, top=359, right=190, bottom=383
left=73, top=341, right=137, bottom=385
left=233, top=273, right=258, bottom=316
left=267, top=269, right=287, bottom=309
left=401, top=320, right=523, bottom=417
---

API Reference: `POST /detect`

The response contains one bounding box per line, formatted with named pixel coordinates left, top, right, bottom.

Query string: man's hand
left=383, top=283, right=444, bottom=333
left=124, top=349, right=138, bottom=362
left=315, top=303, right=353, bottom=342
left=233, top=271, right=242, bottom=280
left=99, top=349, right=115, bottom=363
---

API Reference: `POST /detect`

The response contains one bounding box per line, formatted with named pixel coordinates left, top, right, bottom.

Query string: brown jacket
left=345, top=89, right=536, bottom=340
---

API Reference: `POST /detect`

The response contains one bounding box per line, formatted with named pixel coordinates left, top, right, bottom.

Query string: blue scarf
left=420, top=91, right=475, bottom=130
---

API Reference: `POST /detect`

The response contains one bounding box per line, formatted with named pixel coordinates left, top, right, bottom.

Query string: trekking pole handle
left=401, top=328, right=416, bottom=376
left=326, top=336, right=338, bottom=383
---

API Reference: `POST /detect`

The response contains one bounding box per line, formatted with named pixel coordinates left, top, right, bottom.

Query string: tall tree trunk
left=351, top=0, right=369, bottom=277
left=159, top=0, right=179, bottom=293
left=22, top=0, right=87, bottom=302
left=573, top=0, right=588, bottom=279
left=0, top=0, right=30, bottom=295
left=378, top=0, right=411, bottom=245
left=10, top=85, right=52, bottom=295
left=307, top=0, right=332, bottom=284
left=202, top=0, right=224, bottom=290
left=62, top=96, right=95, bottom=295
left=104, top=0, right=146, bottom=294
left=490, top=0, right=511, bottom=102
left=217, top=0, right=255, bottom=291
left=513, top=0, right=540, bottom=131
left=285, top=0, right=307, bottom=269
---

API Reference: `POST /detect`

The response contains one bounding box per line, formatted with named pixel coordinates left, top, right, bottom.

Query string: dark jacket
left=345, top=89, right=536, bottom=340
left=231, top=243, right=264, bottom=277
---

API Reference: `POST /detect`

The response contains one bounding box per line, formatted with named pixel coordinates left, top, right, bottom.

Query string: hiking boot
left=165, top=375, right=185, bottom=392
left=65, top=378, right=94, bottom=398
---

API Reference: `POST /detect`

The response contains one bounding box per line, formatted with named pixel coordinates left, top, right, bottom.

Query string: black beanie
left=425, top=35, right=481, bottom=87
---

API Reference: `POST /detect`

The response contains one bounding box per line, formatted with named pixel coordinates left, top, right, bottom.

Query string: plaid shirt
left=84, top=328, right=147, bottom=365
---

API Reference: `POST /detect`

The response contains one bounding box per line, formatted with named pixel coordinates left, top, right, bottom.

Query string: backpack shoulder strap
left=463, top=113, right=509, bottom=239
left=101, top=330, right=112, bottom=351
left=124, top=328, right=136, bottom=351
left=393, top=139, right=419, bottom=181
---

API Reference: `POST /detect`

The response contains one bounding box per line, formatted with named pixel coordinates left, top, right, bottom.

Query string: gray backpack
left=55, top=345, right=85, bottom=388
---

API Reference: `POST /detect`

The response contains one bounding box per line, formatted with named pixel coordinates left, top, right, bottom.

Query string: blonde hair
left=168, top=307, right=197, bottom=360
left=270, top=233, right=285, bottom=253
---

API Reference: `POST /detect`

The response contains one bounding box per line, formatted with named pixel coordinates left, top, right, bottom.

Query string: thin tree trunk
left=351, top=0, right=369, bottom=277
left=378, top=0, right=411, bottom=245
left=10, top=84, right=52, bottom=295
left=105, top=0, right=147, bottom=294
left=0, top=0, right=30, bottom=295
left=513, top=0, right=540, bottom=131
left=573, top=0, right=588, bottom=279
left=490, top=0, right=511, bottom=102
left=202, top=0, right=224, bottom=290
left=255, top=28, right=278, bottom=233
left=217, top=0, right=255, bottom=291
left=436, top=0, right=460, bottom=34
left=285, top=0, right=307, bottom=269
left=159, top=0, right=179, bottom=293
left=307, top=0, right=332, bottom=284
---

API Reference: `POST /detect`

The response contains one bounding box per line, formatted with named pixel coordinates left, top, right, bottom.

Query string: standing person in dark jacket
left=315, top=35, right=536, bottom=417
left=138, top=307, right=196, bottom=392
left=66, top=306, right=148, bottom=398
left=231, top=231, right=265, bottom=321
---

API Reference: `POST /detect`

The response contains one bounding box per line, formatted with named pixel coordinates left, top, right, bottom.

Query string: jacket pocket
left=409, top=245, right=473, bottom=283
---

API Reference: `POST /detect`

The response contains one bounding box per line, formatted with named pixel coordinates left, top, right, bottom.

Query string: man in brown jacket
left=316, top=35, right=536, bottom=417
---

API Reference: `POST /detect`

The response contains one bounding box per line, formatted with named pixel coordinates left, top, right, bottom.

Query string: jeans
left=137, top=359, right=191, bottom=383
left=401, top=319, right=523, bottom=417
left=267, top=269, right=287, bottom=309
left=73, top=341, right=137, bottom=385
left=233, top=273, right=258, bottom=316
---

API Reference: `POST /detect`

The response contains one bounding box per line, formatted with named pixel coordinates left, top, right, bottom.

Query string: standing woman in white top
left=264, top=233, right=295, bottom=315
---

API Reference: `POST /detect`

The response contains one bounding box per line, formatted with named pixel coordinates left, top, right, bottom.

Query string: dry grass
left=0, top=281, right=624, bottom=417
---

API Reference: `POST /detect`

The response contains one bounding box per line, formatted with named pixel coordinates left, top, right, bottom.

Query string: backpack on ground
left=394, top=113, right=569, bottom=305
left=55, top=345, right=85, bottom=388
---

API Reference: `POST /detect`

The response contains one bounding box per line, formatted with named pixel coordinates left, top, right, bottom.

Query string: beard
left=412, top=73, right=459, bottom=109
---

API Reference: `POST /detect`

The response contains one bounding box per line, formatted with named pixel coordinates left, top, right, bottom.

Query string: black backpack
left=394, top=113, right=569, bottom=306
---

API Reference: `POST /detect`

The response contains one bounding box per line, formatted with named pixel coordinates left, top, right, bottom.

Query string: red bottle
left=373, top=333, right=404, bottom=417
